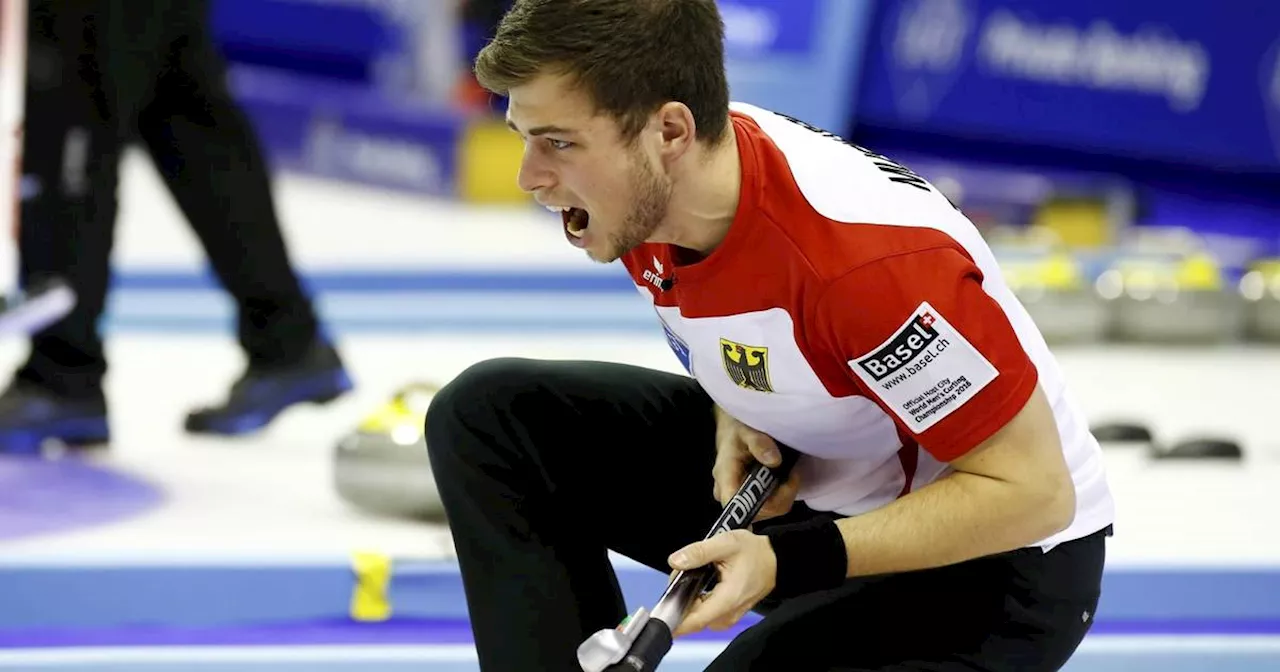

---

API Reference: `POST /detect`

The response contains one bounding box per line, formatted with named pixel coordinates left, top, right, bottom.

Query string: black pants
left=18, top=0, right=319, bottom=398
left=425, top=358, right=1108, bottom=672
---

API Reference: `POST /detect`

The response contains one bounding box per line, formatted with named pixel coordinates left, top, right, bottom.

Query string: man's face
left=506, top=71, right=672, bottom=263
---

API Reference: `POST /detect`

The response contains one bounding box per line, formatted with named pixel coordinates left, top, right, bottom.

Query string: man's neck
left=656, top=124, right=742, bottom=257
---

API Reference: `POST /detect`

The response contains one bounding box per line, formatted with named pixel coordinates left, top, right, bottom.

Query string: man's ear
left=655, top=101, right=697, bottom=162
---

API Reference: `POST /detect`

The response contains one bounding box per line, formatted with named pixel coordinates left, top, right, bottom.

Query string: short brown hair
left=475, top=0, right=730, bottom=146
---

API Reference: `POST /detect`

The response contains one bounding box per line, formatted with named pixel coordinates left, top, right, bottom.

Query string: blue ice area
left=0, top=548, right=1277, bottom=671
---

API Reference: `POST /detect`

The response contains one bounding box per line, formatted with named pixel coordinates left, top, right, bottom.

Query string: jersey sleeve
left=814, top=246, right=1038, bottom=462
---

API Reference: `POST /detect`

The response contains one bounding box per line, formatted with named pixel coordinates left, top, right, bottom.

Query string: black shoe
left=0, top=381, right=109, bottom=454
left=184, top=341, right=353, bottom=436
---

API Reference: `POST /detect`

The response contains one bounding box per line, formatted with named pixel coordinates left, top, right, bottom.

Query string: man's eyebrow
left=505, top=119, right=576, bottom=136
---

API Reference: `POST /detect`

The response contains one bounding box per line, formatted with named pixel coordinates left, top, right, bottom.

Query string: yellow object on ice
left=356, top=382, right=439, bottom=436
left=350, top=551, right=393, bottom=621
left=1035, top=253, right=1083, bottom=290
left=1033, top=200, right=1110, bottom=248
left=1249, top=257, right=1280, bottom=278
left=1175, top=253, right=1224, bottom=291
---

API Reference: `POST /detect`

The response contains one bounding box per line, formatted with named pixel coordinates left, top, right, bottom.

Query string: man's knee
left=424, top=357, right=541, bottom=455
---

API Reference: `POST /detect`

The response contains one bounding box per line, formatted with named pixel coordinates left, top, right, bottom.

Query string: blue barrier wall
left=718, top=0, right=875, bottom=134
left=208, top=0, right=1280, bottom=247
left=210, top=0, right=1280, bottom=176
left=855, top=0, right=1280, bottom=172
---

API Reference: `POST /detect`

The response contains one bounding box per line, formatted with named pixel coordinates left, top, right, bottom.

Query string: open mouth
left=561, top=207, right=590, bottom=247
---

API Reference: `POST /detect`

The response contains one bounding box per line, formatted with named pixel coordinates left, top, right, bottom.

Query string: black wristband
left=765, top=520, right=848, bottom=599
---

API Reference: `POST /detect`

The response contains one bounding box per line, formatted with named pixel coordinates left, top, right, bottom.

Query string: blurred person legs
left=131, top=0, right=351, bottom=434
left=0, top=0, right=116, bottom=451
left=0, top=0, right=351, bottom=452
left=0, top=0, right=76, bottom=338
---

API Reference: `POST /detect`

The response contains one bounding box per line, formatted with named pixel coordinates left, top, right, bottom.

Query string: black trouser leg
left=16, top=1, right=121, bottom=399
left=424, top=358, right=725, bottom=672
left=706, top=528, right=1107, bottom=671
left=426, top=356, right=1107, bottom=671
left=135, top=0, right=319, bottom=367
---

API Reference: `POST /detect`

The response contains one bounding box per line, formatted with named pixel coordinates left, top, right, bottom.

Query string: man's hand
left=712, top=406, right=799, bottom=522
left=666, top=530, right=776, bottom=637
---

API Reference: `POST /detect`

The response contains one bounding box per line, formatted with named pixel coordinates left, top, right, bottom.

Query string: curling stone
left=334, top=382, right=446, bottom=520
left=1090, top=421, right=1154, bottom=445
left=1002, top=251, right=1109, bottom=345
left=1241, top=258, right=1280, bottom=343
left=1097, top=252, right=1247, bottom=344
left=1150, top=436, right=1244, bottom=461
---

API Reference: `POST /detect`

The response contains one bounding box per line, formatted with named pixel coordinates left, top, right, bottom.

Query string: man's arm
left=667, top=383, right=1075, bottom=636
left=833, top=382, right=1076, bottom=578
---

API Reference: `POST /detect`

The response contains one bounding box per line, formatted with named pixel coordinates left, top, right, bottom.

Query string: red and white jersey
left=620, top=102, right=1113, bottom=549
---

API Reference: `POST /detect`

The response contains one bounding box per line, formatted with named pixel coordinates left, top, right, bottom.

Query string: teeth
left=544, top=205, right=573, bottom=213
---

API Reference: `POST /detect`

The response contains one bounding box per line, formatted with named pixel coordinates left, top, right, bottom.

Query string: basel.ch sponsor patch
left=847, top=302, right=998, bottom=433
